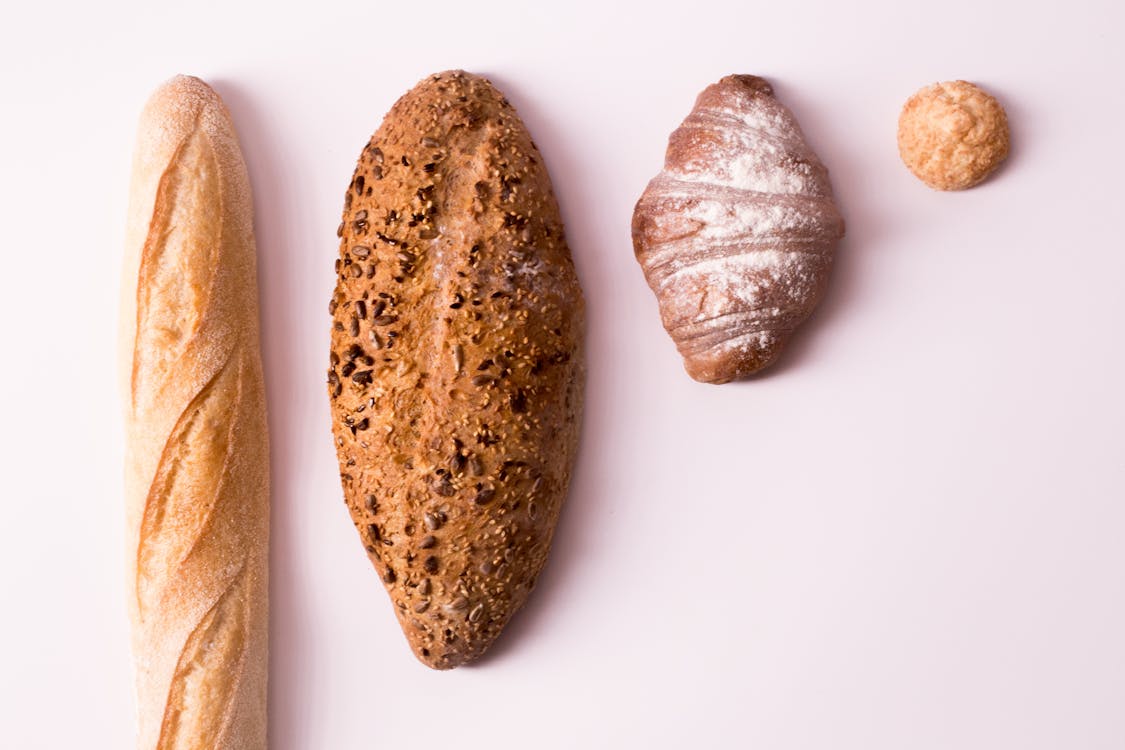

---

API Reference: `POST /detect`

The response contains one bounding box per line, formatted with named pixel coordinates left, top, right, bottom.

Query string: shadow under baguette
left=211, top=78, right=318, bottom=748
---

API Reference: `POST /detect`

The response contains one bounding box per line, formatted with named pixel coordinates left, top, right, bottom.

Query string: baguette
left=120, top=75, right=269, bottom=749
left=328, top=70, right=585, bottom=669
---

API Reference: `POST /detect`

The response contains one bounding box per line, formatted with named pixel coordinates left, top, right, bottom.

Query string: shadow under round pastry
left=897, top=80, right=1010, bottom=191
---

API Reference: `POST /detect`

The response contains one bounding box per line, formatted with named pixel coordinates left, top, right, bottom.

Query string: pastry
left=897, top=80, right=1010, bottom=190
left=632, top=74, right=845, bottom=383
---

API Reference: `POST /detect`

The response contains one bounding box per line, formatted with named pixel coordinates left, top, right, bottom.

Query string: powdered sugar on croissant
left=633, top=75, right=844, bottom=383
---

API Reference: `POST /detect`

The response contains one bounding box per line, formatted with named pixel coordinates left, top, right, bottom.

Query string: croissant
left=632, top=75, right=845, bottom=384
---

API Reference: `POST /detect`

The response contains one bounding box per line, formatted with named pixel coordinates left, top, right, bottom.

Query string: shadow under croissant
left=727, top=78, right=881, bottom=384
left=751, top=76, right=1023, bottom=382
left=211, top=78, right=318, bottom=745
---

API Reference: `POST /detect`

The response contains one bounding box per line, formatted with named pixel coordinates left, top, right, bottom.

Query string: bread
left=632, top=75, right=845, bottom=383
left=898, top=80, right=1010, bottom=190
left=120, top=75, right=269, bottom=749
left=328, top=70, right=584, bottom=669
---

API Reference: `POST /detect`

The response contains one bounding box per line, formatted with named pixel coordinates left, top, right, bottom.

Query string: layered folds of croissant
left=633, top=75, right=844, bottom=384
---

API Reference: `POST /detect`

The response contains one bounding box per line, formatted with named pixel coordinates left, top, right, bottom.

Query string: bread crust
left=632, top=75, right=844, bottom=383
left=328, top=70, right=584, bottom=669
left=121, top=75, right=269, bottom=749
left=897, top=80, right=1010, bottom=190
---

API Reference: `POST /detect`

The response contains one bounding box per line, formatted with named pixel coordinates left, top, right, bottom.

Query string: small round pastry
left=897, top=80, right=1009, bottom=190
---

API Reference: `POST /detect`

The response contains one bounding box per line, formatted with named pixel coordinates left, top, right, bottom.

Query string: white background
left=2, top=0, right=1123, bottom=747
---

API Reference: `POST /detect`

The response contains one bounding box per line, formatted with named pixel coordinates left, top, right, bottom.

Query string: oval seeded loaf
left=328, top=70, right=585, bottom=669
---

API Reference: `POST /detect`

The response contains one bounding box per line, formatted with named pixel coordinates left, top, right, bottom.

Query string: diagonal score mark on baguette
left=135, top=348, right=240, bottom=617
left=156, top=562, right=250, bottom=750
left=132, top=118, right=220, bottom=407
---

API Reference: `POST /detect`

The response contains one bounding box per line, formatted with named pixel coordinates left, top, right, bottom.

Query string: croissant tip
left=721, top=74, right=774, bottom=97
left=683, top=340, right=788, bottom=384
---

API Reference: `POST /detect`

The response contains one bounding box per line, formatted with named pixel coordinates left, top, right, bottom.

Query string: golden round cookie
left=897, top=80, right=1009, bottom=190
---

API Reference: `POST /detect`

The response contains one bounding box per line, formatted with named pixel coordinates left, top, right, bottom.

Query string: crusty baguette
left=328, top=70, right=585, bottom=669
left=120, top=75, right=269, bottom=749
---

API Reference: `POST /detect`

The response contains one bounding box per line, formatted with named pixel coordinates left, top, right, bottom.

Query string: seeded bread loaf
left=121, top=75, right=269, bottom=748
left=328, top=70, right=584, bottom=669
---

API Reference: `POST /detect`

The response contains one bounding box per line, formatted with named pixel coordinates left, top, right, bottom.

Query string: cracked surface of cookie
left=898, top=80, right=1010, bottom=191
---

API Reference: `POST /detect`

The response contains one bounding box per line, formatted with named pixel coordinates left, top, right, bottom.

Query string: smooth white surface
left=2, top=0, right=1124, bottom=747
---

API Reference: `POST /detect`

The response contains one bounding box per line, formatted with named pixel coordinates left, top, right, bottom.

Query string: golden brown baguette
left=120, top=75, right=269, bottom=749
left=328, top=70, right=585, bottom=669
